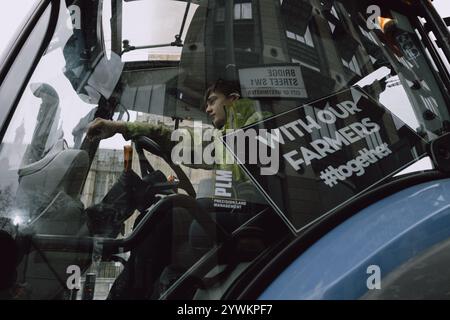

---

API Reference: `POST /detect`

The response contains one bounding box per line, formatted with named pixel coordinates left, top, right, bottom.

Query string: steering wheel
left=133, top=136, right=196, bottom=198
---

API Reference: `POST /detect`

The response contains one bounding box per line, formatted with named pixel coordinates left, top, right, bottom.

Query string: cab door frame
left=0, top=0, right=59, bottom=143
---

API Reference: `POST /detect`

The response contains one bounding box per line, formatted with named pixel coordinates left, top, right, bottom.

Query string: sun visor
left=281, top=0, right=313, bottom=35
left=86, top=53, right=124, bottom=101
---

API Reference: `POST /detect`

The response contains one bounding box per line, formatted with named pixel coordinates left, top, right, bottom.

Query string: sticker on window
left=213, top=170, right=248, bottom=210
left=222, top=87, right=427, bottom=233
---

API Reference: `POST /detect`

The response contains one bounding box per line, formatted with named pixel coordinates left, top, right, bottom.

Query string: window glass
left=2, top=0, right=449, bottom=300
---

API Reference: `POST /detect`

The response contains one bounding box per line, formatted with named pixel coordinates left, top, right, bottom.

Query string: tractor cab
left=1, top=0, right=450, bottom=300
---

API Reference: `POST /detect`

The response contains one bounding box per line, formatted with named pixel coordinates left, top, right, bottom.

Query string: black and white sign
left=223, top=88, right=426, bottom=233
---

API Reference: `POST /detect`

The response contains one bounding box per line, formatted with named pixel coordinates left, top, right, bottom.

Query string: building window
left=286, top=30, right=296, bottom=40
left=286, top=26, right=314, bottom=47
left=328, top=22, right=336, bottom=33
left=234, top=2, right=252, bottom=20
left=304, top=26, right=314, bottom=47
left=342, top=55, right=361, bottom=76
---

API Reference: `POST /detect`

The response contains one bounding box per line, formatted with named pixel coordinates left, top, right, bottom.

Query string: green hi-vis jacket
left=123, top=99, right=272, bottom=182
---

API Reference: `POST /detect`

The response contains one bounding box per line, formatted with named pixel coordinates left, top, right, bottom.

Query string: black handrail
left=23, top=194, right=230, bottom=255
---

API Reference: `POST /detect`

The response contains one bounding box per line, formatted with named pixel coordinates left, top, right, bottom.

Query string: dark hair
left=203, top=79, right=241, bottom=109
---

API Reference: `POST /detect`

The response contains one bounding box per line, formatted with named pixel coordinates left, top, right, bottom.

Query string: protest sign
left=222, top=87, right=427, bottom=233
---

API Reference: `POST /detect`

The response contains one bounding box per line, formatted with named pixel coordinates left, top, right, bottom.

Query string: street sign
left=238, top=64, right=308, bottom=99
